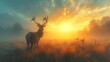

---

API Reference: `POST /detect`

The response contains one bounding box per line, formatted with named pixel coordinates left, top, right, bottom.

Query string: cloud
left=0, top=23, right=27, bottom=41
left=86, top=0, right=110, bottom=8
left=80, top=16, right=110, bottom=39
left=0, top=0, right=110, bottom=41
left=89, top=16, right=110, bottom=35
left=0, top=0, right=67, bottom=28
left=1, top=0, right=39, bottom=16
left=0, top=12, right=24, bottom=27
left=11, top=23, right=25, bottom=34
left=1, top=0, right=65, bottom=16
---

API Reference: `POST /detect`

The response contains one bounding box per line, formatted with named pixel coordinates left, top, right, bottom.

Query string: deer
left=25, top=16, right=48, bottom=50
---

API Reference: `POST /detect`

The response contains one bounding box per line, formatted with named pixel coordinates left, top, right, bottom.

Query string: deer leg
left=26, top=40, right=30, bottom=51
left=36, top=38, right=40, bottom=47
left=27, top=43, right=29, bottom=51
left=30, top=42, right=34, bottom=50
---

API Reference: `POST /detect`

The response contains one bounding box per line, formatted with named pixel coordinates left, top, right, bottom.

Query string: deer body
left=26, top=17, right=48, bottom=50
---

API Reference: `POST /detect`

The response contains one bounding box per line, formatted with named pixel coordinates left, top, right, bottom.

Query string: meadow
left=0, top=39, right=110, bottom=62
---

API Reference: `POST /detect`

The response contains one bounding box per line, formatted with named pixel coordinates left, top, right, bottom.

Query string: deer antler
left=31, top=16, right=41, bottom=27
left=31, top=17, right=36, bottom=21
left=42, top=16, right=48, bottom=26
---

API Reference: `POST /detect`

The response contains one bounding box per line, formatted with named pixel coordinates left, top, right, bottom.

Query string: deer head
left=31, top=16, right=48, bottom=29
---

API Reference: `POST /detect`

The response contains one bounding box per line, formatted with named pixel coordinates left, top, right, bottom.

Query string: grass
left=0, top=39, right=110, bottom=62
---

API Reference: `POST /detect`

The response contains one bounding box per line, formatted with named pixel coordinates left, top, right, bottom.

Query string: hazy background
left=0, top=1, right=110, bottom=62
left=0, top=0, right=110, bottom=41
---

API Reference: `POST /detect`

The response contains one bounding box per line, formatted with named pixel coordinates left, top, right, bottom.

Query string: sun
left=44, top=22, right=76, bottom=41
left=59, top=23, right=73, bottom=33
left=43, top=19, right=88, bottom=41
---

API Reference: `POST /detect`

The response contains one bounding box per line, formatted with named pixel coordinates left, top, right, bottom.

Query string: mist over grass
left=0, top=39, right=110, bottom=62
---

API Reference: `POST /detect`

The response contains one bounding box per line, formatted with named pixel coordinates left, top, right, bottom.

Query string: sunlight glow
left=59, top=23, right=73, bottom=32
left=31, top=5, right=110, bottom=42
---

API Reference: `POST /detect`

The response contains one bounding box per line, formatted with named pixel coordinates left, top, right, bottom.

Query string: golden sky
left=1, top=0, right=110, bottom=41
left=36, top=0, right=110, bottom=41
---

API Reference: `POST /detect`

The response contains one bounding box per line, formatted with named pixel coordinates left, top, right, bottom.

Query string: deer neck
left=37, top=28, right=43, bottom=34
